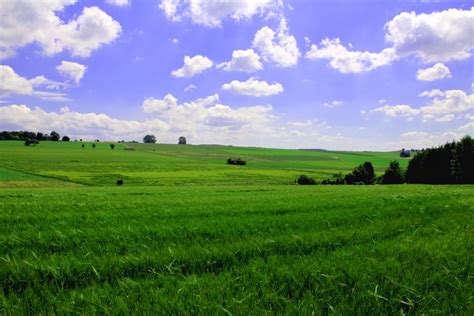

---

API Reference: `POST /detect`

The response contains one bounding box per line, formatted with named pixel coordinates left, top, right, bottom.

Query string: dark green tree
left=381, top=161, right=404, bottom=184
left=50, top=131, right=60, bottom=141
left=143, top=135, right=156, bottom=144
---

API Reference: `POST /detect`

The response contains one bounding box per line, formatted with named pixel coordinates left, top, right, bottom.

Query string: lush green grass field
left=0, top=141, right=407, bottom=186
left=0, top=141, right=472, bottom=314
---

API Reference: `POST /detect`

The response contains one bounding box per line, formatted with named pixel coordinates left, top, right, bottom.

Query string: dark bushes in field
left=62, top=135, right=70, bottom=142
left=297, top=175, right=316, bottom=185
left=380, top=160, right=404, bottom=184
left=24, top=139, right=39, bottom=146
left=406, top=135, right=473, bottom=184
left=400, top=148, right=411, bottom=158
left=345, top=162, right=375, bottom=184
left=110, top=144, right=115, bottom=150
left=178, top=136, right=186, bottom=145
left=143, top=135, right=156, bottom=143
left=50, top=131, right=60, bottom=141
left=227, top=158, right=246, bottom=165
left=92, top=144, right=96, bottom=149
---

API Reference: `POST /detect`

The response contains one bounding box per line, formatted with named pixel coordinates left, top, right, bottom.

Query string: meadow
left=0, top=141, right=472, bottom=314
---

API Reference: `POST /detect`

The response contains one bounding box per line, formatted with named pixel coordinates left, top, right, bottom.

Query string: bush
left=61, top=135, right=70, bottom=142
left=297, top=175, right=316, bottom=185
left=178, top=136, right=186, bottom=145
left=143, top=135, right=156, bottom=144
left=227, top=158, right=246, bottom=166
left=381, top=160, right=404, bottom=184
left=110, top=144, right=115, bottom=150
left=24, top=139, right=39, bottom=146
left=345, top=162, right=375, bottom=184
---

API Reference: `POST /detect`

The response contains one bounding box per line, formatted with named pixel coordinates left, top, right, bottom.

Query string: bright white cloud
left=56, top=61, right=87, bottom=84
left=253, top=18, right=300, bottom=67
left=386, top=7, right=474, bottom=63
left=419, top=89, right=474, bottom=119
left=0, top=1, right=122, bottom=59
left=323, top=100, right=343, bottom=108
left=221, top=77, right=283, bottom=97
left=305, top=38, right=396, bottom=73
left=171, top=55, right=213, bottom=78
left=373, top=104, right=420, bottom=118
left=142, top=94, right=178, bottom=113
left=217, top=49, right=263, bottom=73
left=416, top=63, right=451, bottom=81
left=373, top=89, right=474, bottom=121
left=159, top=0, right=281, bottom=27
left=305, top=7, right=474, bottom=73
left=105, top=0, right=130, bottom=6
left=0, top=65, right=69, bottom=101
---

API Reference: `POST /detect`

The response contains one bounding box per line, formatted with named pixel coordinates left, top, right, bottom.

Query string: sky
left=0, top=0, right=473, bottom=150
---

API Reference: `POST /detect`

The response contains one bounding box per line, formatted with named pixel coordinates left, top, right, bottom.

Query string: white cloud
left=253, top=18, right=300, bottom=67
left=416, top=63, right=451, bottom=81
left=0, top=104, right=167, bottom=140
left=373, top=104, right=420, bottom=118
left=142, top=94, right=178, bottom=113
left=288, top=120, right=313, bottom=127
left=0, top=1, right=122, bottom=59
left=221, top=77, right=283, bottom=97
left=373, top=89, right=474, bottom=121
left=105, top=0, right=130, bottom=6
left=56, top=61, right=87, bottom=84
left=0, top=65, right=69, bottom=101
left=305, top=38, right=396, bottom=73
left=170, top=38, right=179, bottom=44
left=171, top=55, right=213, bottom=78
left=159, top=0, right=281, bottom=27
left=419, top=89, right=474, bottom=119
left=386, top=7, right=474, bottom=63
left=305, top=7, right=474, bottom=73
left=217, top=49, right=263, bottom=73
left=401, top=131, right=429, bottom=138
left=323, top=100, right=343, bottom=108
left=184, top=84, right=196, bottom=92
left=435, top=114, right=455, bottom=122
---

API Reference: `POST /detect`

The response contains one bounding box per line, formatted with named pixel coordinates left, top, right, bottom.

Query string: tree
left=110, top=144, right=115, bottom=150
left=62, top=135, right=70, bottom=142
left=400, top=148, right=410, bottom=158
left=178, top=136, right=187, bottom=145
left=381, top=160, right=404, bottom=184
left=24, top=139, right=39, bottom=146
left=345, top=161, right=375, bottom=184
left=50, top=131, right=60, bottom=141
left=143, top=135, right=156, bottom=144
left=81, top=144, right=85, bottom=148
left=92, top=144, right=96, bottom=149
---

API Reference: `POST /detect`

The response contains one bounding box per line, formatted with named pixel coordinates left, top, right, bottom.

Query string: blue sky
left=0, top=0, right=472, bottom=150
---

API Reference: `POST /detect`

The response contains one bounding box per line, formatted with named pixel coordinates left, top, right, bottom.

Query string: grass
left=0, top=141, right=472, bottom=314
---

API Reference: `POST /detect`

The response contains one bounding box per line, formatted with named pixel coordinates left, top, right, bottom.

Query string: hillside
left=0, top=141, right=408, bottom=187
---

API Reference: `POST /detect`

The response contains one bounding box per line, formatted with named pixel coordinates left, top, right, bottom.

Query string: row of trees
left=1, top=131, right=70, bottom=142
left=406, top=135, right=473, bottom=184
left=299, top=135, right=473, bottom=185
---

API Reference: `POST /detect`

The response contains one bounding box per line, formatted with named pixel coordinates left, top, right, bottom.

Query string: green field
left=0, top=141, right=472, bottom=314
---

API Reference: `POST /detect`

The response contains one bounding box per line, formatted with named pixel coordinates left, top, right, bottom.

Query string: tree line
left=298, top=135, right=473, bottom=185
left=0, top=130, right=69, bottom=142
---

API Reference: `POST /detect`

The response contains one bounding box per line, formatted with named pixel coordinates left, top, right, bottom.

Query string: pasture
left=0, top=141, right=472, bottom=314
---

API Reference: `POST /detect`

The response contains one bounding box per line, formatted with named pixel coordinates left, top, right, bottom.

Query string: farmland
left=0, top=141, right=472, bottom=314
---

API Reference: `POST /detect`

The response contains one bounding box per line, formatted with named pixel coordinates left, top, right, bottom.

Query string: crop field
left=0, top=141, right=472, bottom=314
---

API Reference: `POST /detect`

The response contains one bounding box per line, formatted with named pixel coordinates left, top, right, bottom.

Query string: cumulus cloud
left=56, top=61, right=87, bottom=84
left=305, top=38, right=396, bottom=73
left=0, top=1, right=122, bottom=59
left=373, top=89, right=474, bottom=121
left=373, top=104, right=420, bottom=118
left=217, top=49, right=263, bottom=73
left=401, top=131, right=429, bottom=138
left=386, top=7, right=474, bottom=63
left=159, top=0, right=281, bottom=27
left=305, top=7, right=474, bottom=73
left=0, top=65, right=69, bottom=101
left=142, top=94, right=178, bottom=113
left=105, top=0, right=130, bottom=6
left=323, top=100, right=343, bottom=108
left=416, top=63, right=451, bottom=81
left=171, top=55, right=213, bottom=78
left=221, top=77, right=283, bottom=97
left=253, top=18, right=300, bottom=67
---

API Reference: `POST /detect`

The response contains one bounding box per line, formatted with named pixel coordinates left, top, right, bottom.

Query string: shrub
left=381, top=160, right=404, bottom=184
left=143, top=135, right=156, bottom=144
left=178, top=136, right=186, bottom=145
left=297, top=175, right=316, bottom=185
left=50, top=131, right=60, bottom=141
left=227, top=158, right=246, bottom=166
left=92, top=144, right=96, bottom=149
left=61, top=135, right=70, bottom=142
left=345, top=162, right=375, bottom=184
left=110, top=144, right=115, bottom=150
